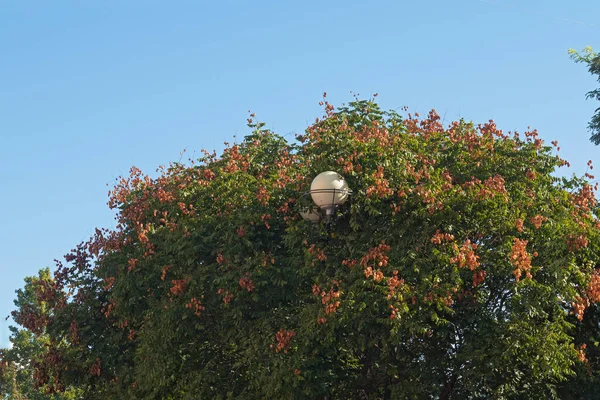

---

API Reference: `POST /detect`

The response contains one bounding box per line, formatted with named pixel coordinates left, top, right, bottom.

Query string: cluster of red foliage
left=102, top=299, right=116, bottom=319
left=572, top=296, right=590, bottom=321
left=276, top=198, right=296, bottom=219
left=526, top=169, right=536, bottom=180
left=222, top=144, right=250, bottom=173
left=256, top=186, right=270, bottom=206
left=568, top=233, right=589, bottom=251
left=89, top=358, right=102, bottom=377
left=69, top=320, right=79, bottom=344
left=573, top=270, right=600, bottom=321
left=273, top=329, right=296, bottom=353
left=104, top=276, right=115, bottom=290
left=337, top=151, right=363, bottom=175
left=32, top=348, right=66, bottom=393
left=587, top=270, right=600, bottom=302
left=510, top=238, right=532, bottom=282
left=341, top=258, right=357, bottom=268
left=450, top=240, right=480, bottom=271
left=450, top=240, right=485, bottom=287
left=578, top=343, right=588, bottom=364
left=386, top=270, right=405, bottom=301
left=312, top=280, right=343, bottom=318
left=261, top=252, right=275, bottom=267
left=360, top=242, right=391, bottom=283
left=422, top=288, right=455, bottom=308
left=185, top=297, right=205, bottom=317
left=238, top=274, right=256, bottom=292
left=415, top=185, right=442, bottom=214
left=530, top=215, right=547, bottom=229
left=127, top=258, right=138, bottom=272
left=261, top=213, right=272, bottom=229
left=177, top=201, right=196, bottom=216
left=572, top=184, right=597, bottom=214
left=515, top=218, right=524, bottom=232
left=366, top=166, right=393, bottom=198
left=217, top=288, right=233, bottom=304
left=472, top=270, right=486, bottom=287
left=12, top=304, right=50, bottom=336
left=430, top=230, right=455, bottom=245
left=405, top=110, right=444, bottom=139
left=203, top=168, right=216, bottom=181
left=479, top=175, right=508, bottom=201
left=169, top=279, right=188, bottom=296
left=307, top=244, right=327, bottom=265
left=160, top=265, right=171, bottom=281
left=273, top=151, right=298, bottom=190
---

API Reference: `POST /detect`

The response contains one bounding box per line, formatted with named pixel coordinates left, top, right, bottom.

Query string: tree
left=0, top=269, right=80, bottom=399
left=569, top=46, right=600, bottom=144
left=3, top=97, right=600, bottom=399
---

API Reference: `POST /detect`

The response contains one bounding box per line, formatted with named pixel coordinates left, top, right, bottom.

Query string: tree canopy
left=2, top=97, right=600, bottom=399
left=570, top=46, right=600, bottom=145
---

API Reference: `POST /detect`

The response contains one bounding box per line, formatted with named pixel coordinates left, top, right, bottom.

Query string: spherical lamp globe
left=310, top=171, right=349, bottom=215
left=299, top=206, right=321, bottom=223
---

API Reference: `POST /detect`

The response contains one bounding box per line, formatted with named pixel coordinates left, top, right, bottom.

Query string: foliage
left=0, top=269, right=80, bottom=399
left=569, top=46, right=600, bottom=145
left=2, top=96, right=600, bottom=399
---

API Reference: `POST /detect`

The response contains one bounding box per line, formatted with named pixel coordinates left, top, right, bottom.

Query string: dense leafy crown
left=570, top=46, right=600, bottom=145
left=2, top=97, right=600, bottom=399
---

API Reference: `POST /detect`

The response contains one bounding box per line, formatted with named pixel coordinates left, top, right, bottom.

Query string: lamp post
left=300, top=171, right=351, bottom=222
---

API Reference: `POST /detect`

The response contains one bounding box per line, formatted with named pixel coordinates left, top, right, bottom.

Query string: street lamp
left=300, top=171, right=351, bottom=222
left=299, top=205, right=321, bottom=223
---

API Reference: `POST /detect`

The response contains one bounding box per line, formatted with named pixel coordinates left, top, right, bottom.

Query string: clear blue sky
left=1, top=0, right=598, bottom=347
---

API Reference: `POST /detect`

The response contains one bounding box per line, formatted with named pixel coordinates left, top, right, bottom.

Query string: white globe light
left=310, top=171, right=349, bottom=213
left=299, top=206, right=321, bottom=223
